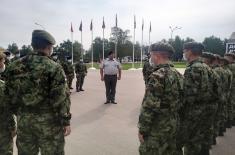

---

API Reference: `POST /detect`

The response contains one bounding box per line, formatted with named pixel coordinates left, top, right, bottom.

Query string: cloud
left=0, top=0, right=234, bottom=49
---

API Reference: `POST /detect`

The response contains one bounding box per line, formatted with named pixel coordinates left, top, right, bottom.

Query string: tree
left=203, top=36, right=224, bottom=56
left=20, top=45, right=33, bottom=56
left=7, top=43, right=19, bottom=54
left=171, top=36, right=184, bottom=61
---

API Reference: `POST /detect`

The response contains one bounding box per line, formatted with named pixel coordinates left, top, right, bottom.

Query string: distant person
left=100, top=51, right=121, bottom=104
left=75, top=59, right=87, bottom=92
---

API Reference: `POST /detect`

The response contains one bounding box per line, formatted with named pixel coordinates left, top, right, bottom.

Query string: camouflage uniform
left=227, top=63, right=235, bottom=124
left=182, top=58, right=213, bottom=155
left=4, top=30, right=71, bottom=155
left=0, top=80, right=16, bottom=155
left=142, top=59, right=153, bottom=86
left=62, top=61, right=75, bottom=89
left=213, top=65, right=227, bottom=136
left=222, top=63, right=233, bottom=128
left=138, top=42, right=183, bottom=155
left=75, top=61, right=87, bottom=92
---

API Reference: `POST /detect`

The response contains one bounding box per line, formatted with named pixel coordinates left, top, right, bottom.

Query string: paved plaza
left=13, top=69, right=235, bottom=155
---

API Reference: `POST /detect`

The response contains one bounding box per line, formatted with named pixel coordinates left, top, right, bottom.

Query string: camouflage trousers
left=16, top=113, right=65, bottom=155
left=0, top=128, right=13, bottom=155
left=139, top=136, right=182, bottom=155
left=67, top=75, right=74, bottom=88
left=76, top=74, right=85, bottom=91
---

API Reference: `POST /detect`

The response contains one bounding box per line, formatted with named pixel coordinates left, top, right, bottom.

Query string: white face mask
left=68, top=60, right=72, bottom=63
left=149, top=57, right=155, bottom=66
left=16, top=54, right=20, bottom=58
left=183, top=53, right=187, bottom=61
left=52, top=56, right=58, bottom=60
left=0, top=64, right=5, bottom=73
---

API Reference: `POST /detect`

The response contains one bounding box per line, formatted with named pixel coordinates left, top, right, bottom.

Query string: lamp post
left=35, top=22, right=46, bottom=30
left=169, top=26, right=182, bottom=42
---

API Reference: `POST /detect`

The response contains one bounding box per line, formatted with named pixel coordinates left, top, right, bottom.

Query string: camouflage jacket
left=182, top=58, right=213, bottom=120
left=142, top=59, right=153, bottom=86
left=0, top=80, right=16, bottom=130
left=138, top=63, right=183, bottom=138
left=61, top=61, right=74, bottom=77
left=227, top=63, right=235, bottom=100
left=75, top=62, right=87, bottom=75
left=4, top=51, right=71, bottom=126
left=223, top=65, right=233, bottom=100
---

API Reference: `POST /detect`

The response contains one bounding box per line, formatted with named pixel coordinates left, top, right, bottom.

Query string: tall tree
left=7, top=43, right=19, bottom=54
left=203, top=36, right=224, bottom=56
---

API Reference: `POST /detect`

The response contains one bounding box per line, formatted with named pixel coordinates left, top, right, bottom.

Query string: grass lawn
left=86, top=62, right=186, bottom=70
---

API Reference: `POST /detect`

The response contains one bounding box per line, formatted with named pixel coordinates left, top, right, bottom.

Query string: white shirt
left=100, top=58, right=121, bottom=75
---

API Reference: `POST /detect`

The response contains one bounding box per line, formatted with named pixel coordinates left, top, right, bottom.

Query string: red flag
left=70, top=22, right=74, bottom=32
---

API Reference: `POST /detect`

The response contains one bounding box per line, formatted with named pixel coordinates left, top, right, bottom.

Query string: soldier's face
left=150, top=52, right=158, bottom=65
left=224, top=56, right=233, bottom=63
left=183, top=50, right=191, bottom=62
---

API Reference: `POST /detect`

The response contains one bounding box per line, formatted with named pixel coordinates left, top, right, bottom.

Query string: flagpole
left=81, top=30, right=83, bottom=61
left=115, top=14, right=118, bottom=59
left=103, top=28, right=105, bottom=60
left=71, top=23, right=74, bottom=65
left=129, top=15, right=136, bottom=70
left=141, top=20, right=144, bottom=68
left=148, top=22, right=151, bottom=53
left=102, top=17, right=105, bottom=60
left=91, top=27, right=94, bottom=68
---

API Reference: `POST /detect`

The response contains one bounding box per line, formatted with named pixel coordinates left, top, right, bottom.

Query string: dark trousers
left=76, top=75, right=85, bottom=91
left=104, top=75, right=117, bottom=102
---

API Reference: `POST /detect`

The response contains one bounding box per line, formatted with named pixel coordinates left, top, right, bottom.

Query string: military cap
left=150, top=42, right=175, bottom=54
left=201, top=52, right=215, bottom=59
left=224, top=53, right=235, bottom=59
left=31, top=30, right=56, bottom=47
left=183, top=42, right=205, bottom=52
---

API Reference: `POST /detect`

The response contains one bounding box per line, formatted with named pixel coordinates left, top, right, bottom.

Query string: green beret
left=201, top=52, right=215, bottom=59
left=183, top=42, right=205, bottom=53
left=31, top=30, right=56, bottom=47
left=224, top=53, right=235, bottom=59
left=150, top=42, right=175, bottom=54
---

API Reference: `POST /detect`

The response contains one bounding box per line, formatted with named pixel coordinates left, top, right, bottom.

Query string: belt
left=104, top=74, right=117, bottom=76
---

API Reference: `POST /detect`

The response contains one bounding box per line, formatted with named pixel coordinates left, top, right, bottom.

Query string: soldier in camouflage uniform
left=142, top=54, right=154, bottom=86
left=4, top=30, right=72, bottom=155
left=224, top=53, right=235, bottom=126
left=220, top=57, right=233, bottom=128
left=0, top=50, right=16, bottom=155
left=75, top=59, right=87, bottom=92
left=182, top=42, right=213, bottom=155
left=61, top=57, right=75, bottom=90
left=201, top=52, right=220, bottom=146
left=138, top=42, right=183, bottom=155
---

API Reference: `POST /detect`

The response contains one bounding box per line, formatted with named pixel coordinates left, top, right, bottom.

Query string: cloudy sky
left=0, top=0, right=234, bottom=50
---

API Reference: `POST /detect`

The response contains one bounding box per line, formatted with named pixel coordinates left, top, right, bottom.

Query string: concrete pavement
left=13, top=69, right=235, bottom=155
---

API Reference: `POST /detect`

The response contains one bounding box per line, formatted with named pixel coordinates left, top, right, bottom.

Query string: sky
left=0, top=0, right=234, bottom=50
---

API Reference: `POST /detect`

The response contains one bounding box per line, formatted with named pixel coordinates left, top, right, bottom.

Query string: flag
left=142, top=19, right=144, bottom=31
left=79, top=21, right=82, bottom=31
left=70, top=22, right=73, bottom=32
left=149, top=22, right=152, bottom=32
left=134, top=15, right=136, bottom=29
left=102, top=17, right=105, bottom=29
left=115, top=14, right=118, bottom=27
left=90, top=20, right=93, bottom=31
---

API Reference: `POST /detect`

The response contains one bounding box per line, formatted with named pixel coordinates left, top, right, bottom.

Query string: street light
left=35, top=22, right=45, bottom=30
left=169, top=26, right=182, bottom=41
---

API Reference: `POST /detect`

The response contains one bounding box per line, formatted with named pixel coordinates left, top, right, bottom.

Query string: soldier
left=220, top=57, right=233, bottom=128
left=142, top=53, right=154, bottom=86
left=201, top=52, right=220, bottom=146
left=4, top=30, right=71, bottom=155
left=75, top=59, right=87, bottom=92
left=11, top=51, right=21, bottom=62
left=224, top=53, right=235, bottom=126
left=0, top=50, right=16, bottom=155
left=61, top=57, right=75, bottom=90
left=182, top=42, right=212, bottom=155
left=138, top=42, right=183, bottom=155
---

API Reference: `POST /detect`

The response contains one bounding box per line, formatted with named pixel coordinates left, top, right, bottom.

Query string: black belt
left=104, top=74, right=117, bottom=76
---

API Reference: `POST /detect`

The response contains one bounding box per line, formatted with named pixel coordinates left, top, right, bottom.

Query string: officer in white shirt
left=100, top=51, right=122, bottom=104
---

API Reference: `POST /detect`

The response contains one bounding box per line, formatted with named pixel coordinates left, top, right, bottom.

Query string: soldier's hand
left=118, top=76, right=121, bottom=80
left=138, top=132, right=144, bottom=143
left=64, top=125, right=71, bottom=136
left=12, top=128, right=17, bottom=138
